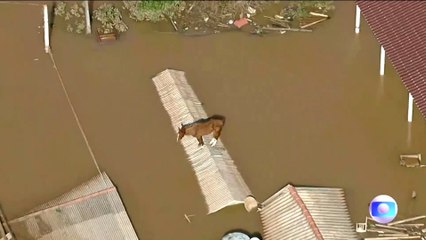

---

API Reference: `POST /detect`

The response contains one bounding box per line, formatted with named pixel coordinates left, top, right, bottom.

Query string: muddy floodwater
left=0, top=1, right=425, bottom=239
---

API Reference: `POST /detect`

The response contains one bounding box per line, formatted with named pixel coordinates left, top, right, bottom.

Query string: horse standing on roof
left=177, top=115, right=226, bottom=147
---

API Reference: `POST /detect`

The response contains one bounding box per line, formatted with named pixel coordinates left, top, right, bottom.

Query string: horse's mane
left=182, top=114, right=225, bottom=128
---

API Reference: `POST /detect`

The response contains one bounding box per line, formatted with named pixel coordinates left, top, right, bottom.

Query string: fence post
left=43, top=4, right=50, bottom=53
left=408, top=93, right=414, bottom=122
left=84, top=1, right=91, bottom=34
left=355, top=5, right=361, bottom=34
left=379, top=46, right=385, bottom=76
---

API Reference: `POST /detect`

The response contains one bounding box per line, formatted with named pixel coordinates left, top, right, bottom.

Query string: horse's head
left=177, top=123, right=185, bottom=142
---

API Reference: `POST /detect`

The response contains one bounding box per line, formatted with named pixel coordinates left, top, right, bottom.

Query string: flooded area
left=0, top=1, right=425, bottom=239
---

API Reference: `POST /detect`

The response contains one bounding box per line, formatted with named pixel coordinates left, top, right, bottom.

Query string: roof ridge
left=288, top=185, right=324, bottom=240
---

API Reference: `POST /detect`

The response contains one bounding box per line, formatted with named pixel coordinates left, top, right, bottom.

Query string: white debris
left=203, top=17, right=209, bottom=22
left=228, top=19, right=234, bottom=24
left=248, top=6, right=256, bottom=14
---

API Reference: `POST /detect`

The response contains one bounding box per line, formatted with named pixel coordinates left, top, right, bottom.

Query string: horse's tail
left=210, top=114, right=226, bottom=126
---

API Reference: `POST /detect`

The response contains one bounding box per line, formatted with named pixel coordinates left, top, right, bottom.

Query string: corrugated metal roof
left=8, top=172, right=139, bottom=240
left=356, top=1, right=426, bottom=119
left=260, top=184, right=357, bottom=240
left=152, top=69, right=252, bottom=214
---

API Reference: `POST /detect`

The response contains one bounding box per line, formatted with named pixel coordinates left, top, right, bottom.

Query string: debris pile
left=356, top=216, right=426, bottom=239
left=165, top=2, right=334, bottom=37
left=400, top=154, right=424, bottom=168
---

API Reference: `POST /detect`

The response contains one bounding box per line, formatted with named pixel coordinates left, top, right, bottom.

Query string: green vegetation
left=54, top=2, right=86, bottom=34
left=281, top=1, right=335, bottom=20
left=93, top=3, right=128, bottom=34
left=122, top=1, right=185, bottom=22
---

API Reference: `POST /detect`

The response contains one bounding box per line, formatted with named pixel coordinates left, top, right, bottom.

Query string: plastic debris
left=234, top=18, right=249, bottom=28
left=248, top=6, right=256, bottom=14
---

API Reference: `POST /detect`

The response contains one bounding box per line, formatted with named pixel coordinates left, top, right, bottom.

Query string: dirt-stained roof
left=356, top=1, right=426, bottom=119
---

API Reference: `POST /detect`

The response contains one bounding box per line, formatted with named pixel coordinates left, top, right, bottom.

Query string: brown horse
left=177, top=115, right=226, bottom=146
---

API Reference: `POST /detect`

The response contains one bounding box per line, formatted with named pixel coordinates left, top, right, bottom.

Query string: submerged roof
left=356, top=1, right=426, bottom=119
left=260, top=184, right=357, bottom=240
left=8, top=173, right=139, bottom=240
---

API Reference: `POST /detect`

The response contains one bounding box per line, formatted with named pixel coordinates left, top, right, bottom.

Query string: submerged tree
left=54, top=1, right=86, bottom=34
left=122, top=1, right=185, bottom=22
left=93, top=3, right=128, bottom=34
left=281, top=1, right=335, bottom=20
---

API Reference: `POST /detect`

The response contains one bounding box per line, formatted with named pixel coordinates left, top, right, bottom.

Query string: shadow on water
left=406, top=122, right=412, bottom=147
left=376, top=75, right=385, bottom=103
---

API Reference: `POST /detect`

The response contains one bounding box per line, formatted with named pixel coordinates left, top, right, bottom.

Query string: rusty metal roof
left=260, top=184, right=357, bottom=240
left=356, top=1, right=426, bottom=119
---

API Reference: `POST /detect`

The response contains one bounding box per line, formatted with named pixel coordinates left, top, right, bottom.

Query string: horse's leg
left=197, top=136, right=204, bottom=146
left=210, top=128, right=222, bottom=146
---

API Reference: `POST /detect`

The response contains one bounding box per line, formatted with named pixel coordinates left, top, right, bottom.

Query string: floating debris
left=400, top=154, right=424, bottom=168
left=248, top=6, right=256, bottom=14
left=262, top=26, right=312, bottom=33
left=357, top=215, right=426, bottom=239
left=234, top=18, right=249, bottom=28
left=274, top=15, right=284, bottom=20
left=309, top=12, right=329, bottom=18
left=184, top=214, right=195, bottom=223
left=169, top=17, right=178, bottom=31
left=228, top=19, right=234, bottom=25
left=300, top=17, right=328, bottom=29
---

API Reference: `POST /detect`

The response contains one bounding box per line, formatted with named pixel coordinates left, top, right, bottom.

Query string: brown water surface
left=0, top=1, right=425, bottom=240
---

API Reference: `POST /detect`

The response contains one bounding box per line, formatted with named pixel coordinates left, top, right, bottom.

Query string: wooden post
left=355, top=5, right=361, bottom=34
left=84, top=1, right=91, bottom=34
left=43, top=4, right=49, bottom=53
left=408, top=93, right=414, bottom=122
left=380, top=46, right=385, bottom=76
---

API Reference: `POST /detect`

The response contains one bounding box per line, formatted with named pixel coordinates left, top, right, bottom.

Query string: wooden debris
left=184, top=214, right=195, bottom=223
left=388, top=216, right=426, bottom=226
left=169, top=17, right=178, bottom=31
left=264, top=16, right=290, bottom=28
left=218, top=23, right=230, bottom=28
left=400, top=154, right=424, bottom=168
left=378, top=234, right=410, bottom=237
left=360, top=215, right=426, bottom=239
left=97, top=30, right=118, bottom=42
left=187, top=2, right=195, bottom=14
left=395, top=224, right=424, bottom=228
left=264, top=16, right=289, bottom=22
left=300, top=18, right=328, bottom=29
left=375, top=224, right=406, bottom=232
left=309, top=12, right=329, bottom=18
left=262, top=27, right=312, bottom=33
